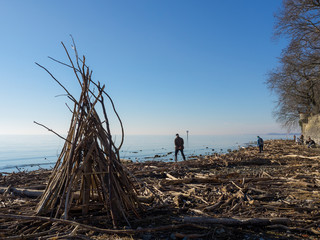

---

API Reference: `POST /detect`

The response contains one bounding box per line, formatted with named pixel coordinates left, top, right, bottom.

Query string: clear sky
left=0, top=1, right=288, bottom=136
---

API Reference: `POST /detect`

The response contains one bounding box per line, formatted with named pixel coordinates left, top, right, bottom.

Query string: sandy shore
left=0, top=139, right=320, bottom=239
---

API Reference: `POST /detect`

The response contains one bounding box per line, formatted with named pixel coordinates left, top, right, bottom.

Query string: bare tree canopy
left=267, top=0, right=320, bottom=130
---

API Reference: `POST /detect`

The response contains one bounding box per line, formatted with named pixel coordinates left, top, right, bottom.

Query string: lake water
left=0, top=134, right=292, bottom=172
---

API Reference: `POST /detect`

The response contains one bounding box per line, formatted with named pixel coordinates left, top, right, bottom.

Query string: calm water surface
left=0, top=134, right=291, bottom=172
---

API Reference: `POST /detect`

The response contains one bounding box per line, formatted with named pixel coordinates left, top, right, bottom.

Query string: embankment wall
left=300, top=114, right=320, bottom=144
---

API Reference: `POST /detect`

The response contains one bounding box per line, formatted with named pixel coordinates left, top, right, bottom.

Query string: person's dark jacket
left=175, top=137, right=184, bottom=150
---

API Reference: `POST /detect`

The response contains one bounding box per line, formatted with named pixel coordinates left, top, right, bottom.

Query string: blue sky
left=0, top=1, right=288, bottom=136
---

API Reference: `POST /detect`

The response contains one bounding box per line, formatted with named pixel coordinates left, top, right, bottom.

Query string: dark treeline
left=267, top=0, right=320, bottom=130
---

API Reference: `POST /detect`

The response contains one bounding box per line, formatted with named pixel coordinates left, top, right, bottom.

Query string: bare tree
left=275, top=0, right=320, bottom=50
left=267, top=0, right=320, bottom=129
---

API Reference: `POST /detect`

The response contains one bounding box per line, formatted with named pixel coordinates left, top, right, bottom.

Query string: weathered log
left=0, top=186, right=154, bottom=203
left=0, top=213, right=207, bottom=235
left=165, top=172, right=178, bottom=180
left=283, top=154, right=320, bottom=160
left=183, top=216, right=291, bottom=226
left=0, top=186, right=42, bottom=198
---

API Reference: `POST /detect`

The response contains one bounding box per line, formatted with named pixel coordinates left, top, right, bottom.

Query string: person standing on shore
left=174, top=134, right=186, bottom=162
left=257, top=136, right=264, bottom=153
left=300, top=134, right=304, bottom=145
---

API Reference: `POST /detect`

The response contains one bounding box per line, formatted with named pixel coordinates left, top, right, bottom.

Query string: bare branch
left=33, top=121, right=71, bottom=143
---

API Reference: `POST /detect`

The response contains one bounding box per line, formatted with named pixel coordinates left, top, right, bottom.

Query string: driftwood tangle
left=1, top=140, right=320, bottom=239
left=35, top=38, right=142, bottom=227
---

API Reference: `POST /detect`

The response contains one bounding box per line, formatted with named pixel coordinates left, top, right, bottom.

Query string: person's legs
left=259, top=145, right=263, bottom=153
left=308, top=143, right=315, bottom=148
left=175, top=149, right=179, bottom=162
left=180, top=149, right=186, bottom=161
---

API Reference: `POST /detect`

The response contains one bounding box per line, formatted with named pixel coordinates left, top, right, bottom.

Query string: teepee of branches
left=35, top=39, right=142, bottom=227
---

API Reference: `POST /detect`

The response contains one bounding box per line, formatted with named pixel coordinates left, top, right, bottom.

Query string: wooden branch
left=0, top=214, right=207, bottom=235
left=94, top=81, right=125, bottom=150
left=33, top=121, right=71, bottom=143
left=183, top=216, right=291, bottom=226
left=61, top=41, right=82, bottom=86
left=2, top=229, right=58, bottom=240
left=35, top=62, right=77, bottom=104
left=46, top=53, right=125, bottom=152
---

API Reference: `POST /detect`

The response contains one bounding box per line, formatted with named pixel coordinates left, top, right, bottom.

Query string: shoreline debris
left=1, top=140, right=320, bottom=239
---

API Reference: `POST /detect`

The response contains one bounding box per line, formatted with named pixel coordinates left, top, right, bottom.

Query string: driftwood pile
left=33, top=39, right=143, bottom=227
left=0, top=140, right=320, bottom=239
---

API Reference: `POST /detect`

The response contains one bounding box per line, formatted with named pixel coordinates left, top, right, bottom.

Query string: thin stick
left=35, top=62, right=77, bottom=104
left=33, top=121, right=71, bottom=143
